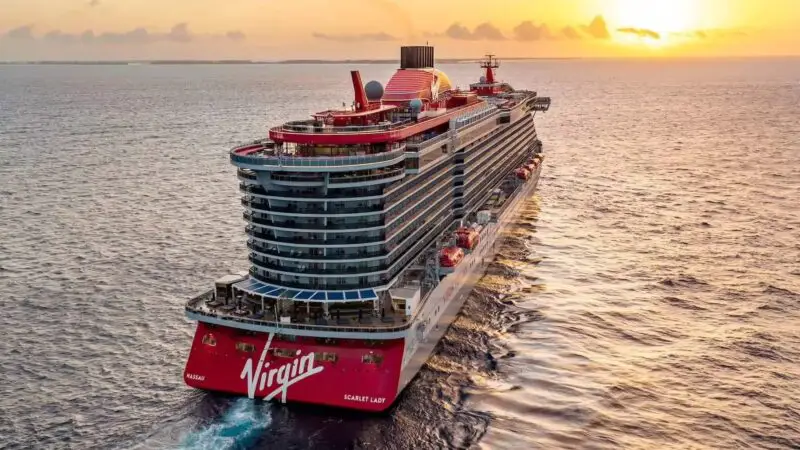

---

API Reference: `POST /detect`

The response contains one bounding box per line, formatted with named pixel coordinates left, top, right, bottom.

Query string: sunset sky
left=1, top=0, right=798, bottom=60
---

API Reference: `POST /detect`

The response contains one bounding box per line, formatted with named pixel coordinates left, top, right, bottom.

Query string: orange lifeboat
left=456, top=227, right=480, bottom=250
left=515, top=168, right=530, bottom=180
left=439, top=246, right=465, bottom=268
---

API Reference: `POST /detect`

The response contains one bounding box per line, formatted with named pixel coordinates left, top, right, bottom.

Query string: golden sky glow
left=0, top=0, right=798, bottom=60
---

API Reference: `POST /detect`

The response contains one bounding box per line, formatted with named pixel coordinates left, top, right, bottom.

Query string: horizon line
left=1, top=54, right=799, bottom=65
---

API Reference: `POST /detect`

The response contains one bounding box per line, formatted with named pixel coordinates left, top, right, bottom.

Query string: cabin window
left=235, top=342, right=255, bottom=353
left=201, top=333, right=217, bottom=347
left=362, top=353, right=384, bottom=364
left=272, top=348, right=297, bottom=358
left=314, top=352, right=338, bottom=363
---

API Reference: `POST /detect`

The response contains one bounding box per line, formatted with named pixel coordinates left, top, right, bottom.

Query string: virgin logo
left=240, top=333, right=324, bottom=403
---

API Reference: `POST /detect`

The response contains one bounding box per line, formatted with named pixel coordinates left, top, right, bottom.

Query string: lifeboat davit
left=439, top=246, right=465, bottom=268
left=515, top=167, right=530, bottom=180
left=456, top=227, right=480, bottom=250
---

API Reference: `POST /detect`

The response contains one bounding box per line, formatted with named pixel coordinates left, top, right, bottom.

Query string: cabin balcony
left=237, top=168, right=257, bottom=181
left=246, top=228, right=385, bottom=246
left=230, top=142, right=407, bottom=172
left=249, top=255, right=388, bottom=277
left=328, top=167, right=405, bottom=187
left=242, top=214, right=385, bottom=232
left=242, top=201, right=384, bottom=216
left=248, top=241, right=387, bottom=262
left=405, top=131, right=450, bottom=151
left=240, top=184, right=384, bottom=201
left=250, top=269, right=383, bottom=292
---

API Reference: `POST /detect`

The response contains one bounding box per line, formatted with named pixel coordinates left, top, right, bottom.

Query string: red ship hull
left=183, top=322, right=405, bottom=412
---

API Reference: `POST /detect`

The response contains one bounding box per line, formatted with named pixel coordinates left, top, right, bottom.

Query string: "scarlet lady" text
left=344, top=394, right=387, bottom=404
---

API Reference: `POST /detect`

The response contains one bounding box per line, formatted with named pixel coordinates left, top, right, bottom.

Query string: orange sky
left=1, top=0, right=798, bottom=60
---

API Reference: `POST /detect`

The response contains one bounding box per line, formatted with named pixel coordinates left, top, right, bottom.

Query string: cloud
left=581, top=15, right=610, bottom=39
left=617, top=27, right=660, bottom=40
left=2, top=24, right=246, bottom=45
left=439, top=22, right=506, bottom=41
left=312, top=32, right=397, bottom=42
left=226, top=31, right=246, bottom=41
left=167, top=23, right=192, bottom=43
left=561, top=26, right=581, bottom=40
left=513, top=21, right=551, bottom=41
left=473, top=23, right=506, bottom=40
left=670, top=28, right=748, bottom=40
left=5, top=25, right=34, bottom=40
left=44, top=30, right=79, bottom=43
left=443, top=23, right=473, bottom=40
left=96, top=27, right=153, bottom=44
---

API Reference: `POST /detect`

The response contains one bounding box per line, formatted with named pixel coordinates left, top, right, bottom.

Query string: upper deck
left=230, top=139, right=408, bottom=172
left=267, top=99, right=489, bottom=145
left=260, top=59, right=536, bottom=146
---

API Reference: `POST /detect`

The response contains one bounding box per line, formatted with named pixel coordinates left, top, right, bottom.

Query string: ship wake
left=177, top=398, right=272, bottom=450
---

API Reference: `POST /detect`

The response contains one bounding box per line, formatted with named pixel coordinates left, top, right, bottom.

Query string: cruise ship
left=183, top=46, right=551, bottom=412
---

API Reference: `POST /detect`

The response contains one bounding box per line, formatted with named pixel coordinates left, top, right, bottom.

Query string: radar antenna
left=479, top=54, right=500, bottom=84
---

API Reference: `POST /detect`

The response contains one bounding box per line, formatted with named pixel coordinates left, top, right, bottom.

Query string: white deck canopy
left=233, top=278, right=379, bottom=303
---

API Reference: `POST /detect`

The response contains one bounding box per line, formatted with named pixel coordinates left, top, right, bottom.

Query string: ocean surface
left=1, top=58, right=799, bottom=450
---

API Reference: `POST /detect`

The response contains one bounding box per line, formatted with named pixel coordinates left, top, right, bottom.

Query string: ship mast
left=480, top=54, right=499, bottom=84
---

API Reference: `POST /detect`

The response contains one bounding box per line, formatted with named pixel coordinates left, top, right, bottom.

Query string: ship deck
left=186, top=290, right=412, bottom=332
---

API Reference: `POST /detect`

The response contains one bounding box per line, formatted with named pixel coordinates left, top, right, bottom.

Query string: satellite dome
left=409, top=98, right=423, bottom=113
left=365, top=80, right=384, bottom=100
left=431, top=69, right=452, bottom=93
left=479, top=76, right=487, bottom=84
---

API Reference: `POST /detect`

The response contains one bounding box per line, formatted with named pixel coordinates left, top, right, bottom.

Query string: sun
left=610, top=0, right=699, bottom=34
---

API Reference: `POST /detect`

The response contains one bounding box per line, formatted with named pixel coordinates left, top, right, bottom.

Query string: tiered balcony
left=230, top=142, right=407, bottom=172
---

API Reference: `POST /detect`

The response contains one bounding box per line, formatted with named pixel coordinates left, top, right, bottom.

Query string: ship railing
left=250, top=269, right=383, bottom=291
left=231, top=138, right=274, bottom=152
left=243, top=185, right=383, bottom=200
left=452, top=107, right=499, bottom=131
left=244, top=200, right=385, bottom=215
left=230, top=145, right=406, bottom=168
left=242, top=201, right=327, bottom=214
left=270, top=173, right=326, bottom=182
left=247, top=231, right=385, bottom=245
left=406, top=132, right=450, bottom=150
left=237, top=168, right=258, bottom=180
left=280, top=119, right=414, bottom=134
left=186, top=300, right=410, bottom=333
left=329, top=168, right=404, bottom=184
left=250, top=255, right=388, bottom=276
left=248, top=243, right=387, bottom=261
left=244, top=215, right=384, bottom=231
